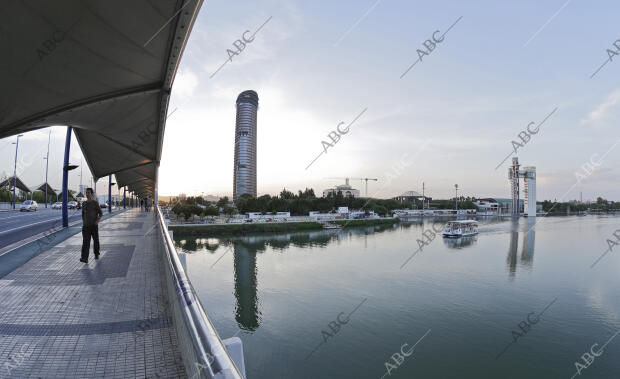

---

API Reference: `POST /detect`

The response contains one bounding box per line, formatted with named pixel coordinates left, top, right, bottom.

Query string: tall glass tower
left=233, top=90, right=258, bottom=199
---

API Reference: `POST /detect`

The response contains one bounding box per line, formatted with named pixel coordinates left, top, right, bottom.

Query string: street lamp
left=77, top=157, right=83, bottom=195
left=11, top=134, right=23, bottom=209
left=43, top=130, right=51, bottom=208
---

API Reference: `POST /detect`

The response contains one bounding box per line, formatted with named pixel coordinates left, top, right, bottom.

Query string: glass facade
left=233, top=90, right=258, bottom=199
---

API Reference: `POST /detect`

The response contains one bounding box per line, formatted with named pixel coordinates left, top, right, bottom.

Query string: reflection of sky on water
left=173, top=216, right=620, bottom=379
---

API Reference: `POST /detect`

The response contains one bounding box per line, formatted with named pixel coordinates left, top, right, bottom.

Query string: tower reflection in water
left=506, top=219, right=536, bottom=279
left=176, top=225, right=396, bottom=331
left=233, top=244, right=260, bottom=331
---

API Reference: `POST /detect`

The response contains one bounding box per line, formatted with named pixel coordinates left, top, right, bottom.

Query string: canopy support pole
left=62, top=127, right=72, bottom=228
left=108, top=175, right=112, bottom=213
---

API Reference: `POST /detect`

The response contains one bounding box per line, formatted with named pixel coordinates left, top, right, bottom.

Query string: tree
left=280, top=188, right=295, bottom=199
left=223, top=205, right=234, bottom=216
left=204, top=205, right=219, bottom=216
left=216, top=196, right=229, bottom=208
left=235, top=194, right=254, bottom=214
left=373, top=205, right=388, bottom=216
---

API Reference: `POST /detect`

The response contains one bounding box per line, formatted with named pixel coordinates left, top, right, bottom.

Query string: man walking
left=80, top=188, right=102, bottom=263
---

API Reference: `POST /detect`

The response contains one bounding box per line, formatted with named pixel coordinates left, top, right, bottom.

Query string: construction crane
left=323, top=177, right=378, bottom=197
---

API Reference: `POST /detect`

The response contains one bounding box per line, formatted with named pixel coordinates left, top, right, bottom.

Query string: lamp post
left=455, top=184, right=459, bottom=212
left=77, top=157, right=83, bottom=195
left=43, top=130, right=51, bottom=208
left=11, top=134, right=23, bottom=209
left=108, top=176, right=114, bottom=214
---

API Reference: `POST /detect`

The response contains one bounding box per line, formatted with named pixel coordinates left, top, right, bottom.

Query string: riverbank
left=168, top=218, right=399, bottom=236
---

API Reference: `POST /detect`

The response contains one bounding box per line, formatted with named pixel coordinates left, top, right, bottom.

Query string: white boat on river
left=442, top=220, right=478, bottom=237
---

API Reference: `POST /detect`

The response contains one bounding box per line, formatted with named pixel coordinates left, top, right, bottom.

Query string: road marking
left=0, top=215, right=80, bottom=236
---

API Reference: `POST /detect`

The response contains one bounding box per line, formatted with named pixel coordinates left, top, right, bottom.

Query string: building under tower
left=233, top=90, right=258, bottom=199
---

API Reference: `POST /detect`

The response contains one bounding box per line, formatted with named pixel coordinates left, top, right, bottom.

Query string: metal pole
left=12, top=135, right=22, bottom=209
left=123, top=187, right=126, bottom=209
left=455, top=184, right=458, bottom=212
left=79, top=157, right=83, bottom=195
left=422, top=182, right=425, bottom=211
left=44, top=130, right=51, bottom=208
left=108, top=175, right=112, bottom=213
left=62, top=127, right=72, bottom=227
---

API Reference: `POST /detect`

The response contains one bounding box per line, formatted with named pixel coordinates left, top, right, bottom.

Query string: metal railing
left=156, top=206, right=245, bottom=379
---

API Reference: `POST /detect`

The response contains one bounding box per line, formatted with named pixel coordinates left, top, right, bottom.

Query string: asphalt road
left=0, top=207, right=119, bottom=251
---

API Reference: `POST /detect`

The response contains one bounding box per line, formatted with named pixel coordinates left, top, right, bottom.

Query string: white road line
left=0, top=213, right=65, bottom=224
left=0, top=213, right=59, bottom=222
left=0, top=215, right=80, bottom=236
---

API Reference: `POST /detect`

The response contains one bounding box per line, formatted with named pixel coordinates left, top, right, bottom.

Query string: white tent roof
left=0, top=0, right=203, bottom=197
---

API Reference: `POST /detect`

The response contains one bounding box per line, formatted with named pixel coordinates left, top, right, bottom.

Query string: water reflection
left=176, top=218, right=538, bottom=331
left=506, top=219, right=536, bottom=279
left=233, top=244, right=260, bottom=330
left=443, top=235, right=478, bottom=249
left=175, top=227, right=396, bottom=331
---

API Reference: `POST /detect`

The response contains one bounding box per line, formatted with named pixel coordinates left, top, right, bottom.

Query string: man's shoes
left=79, top=258, right=88, bottom=263
left=94, top=254, right=100, bottom=260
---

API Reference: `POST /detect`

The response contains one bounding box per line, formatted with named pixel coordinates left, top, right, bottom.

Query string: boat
left=442, top=220, right=478, bottom=237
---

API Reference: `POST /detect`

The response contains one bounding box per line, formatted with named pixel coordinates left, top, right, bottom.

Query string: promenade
left=0, top=209, right=185, bottom=378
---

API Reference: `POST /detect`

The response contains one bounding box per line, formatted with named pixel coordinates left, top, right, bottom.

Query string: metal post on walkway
left=108, top=175, right=112, bottom=214
left=44, top=130, right=50, bottom=208
left=62, top=127, right=72, bottom=228
left=12, top=134, right=23, bottom=209
left=123, top=187, right=126, bottom=209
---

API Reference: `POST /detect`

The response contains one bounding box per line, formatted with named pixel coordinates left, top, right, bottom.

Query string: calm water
left=174, top=216, right=620, bottom=379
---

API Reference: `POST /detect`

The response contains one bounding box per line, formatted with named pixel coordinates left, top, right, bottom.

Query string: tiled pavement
left=0, top=209, right=186, bottom=378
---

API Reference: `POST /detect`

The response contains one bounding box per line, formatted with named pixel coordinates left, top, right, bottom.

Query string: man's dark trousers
left=81, top=225, right=100, bottom=260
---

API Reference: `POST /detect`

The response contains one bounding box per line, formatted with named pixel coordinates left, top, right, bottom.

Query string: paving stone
left=0, top=209, right=186, bottom=378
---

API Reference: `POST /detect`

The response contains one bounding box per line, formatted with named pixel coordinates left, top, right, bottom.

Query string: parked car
left=67, top=201, right=77, bottom=209
left=52, top=202, right=62, bottom=209
left=20, top=200, right=38, bottom=212
left=100, top=203, right=107, bottom=209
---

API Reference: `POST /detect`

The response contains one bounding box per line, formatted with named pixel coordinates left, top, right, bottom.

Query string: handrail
left=156, top=206, right=244, bottom=379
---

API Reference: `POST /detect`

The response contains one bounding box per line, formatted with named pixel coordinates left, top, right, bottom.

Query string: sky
left=1, top=0, right=619, bottom=201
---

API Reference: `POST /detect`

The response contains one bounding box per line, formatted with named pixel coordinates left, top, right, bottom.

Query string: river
left=175, top=215, right=620, bottom=378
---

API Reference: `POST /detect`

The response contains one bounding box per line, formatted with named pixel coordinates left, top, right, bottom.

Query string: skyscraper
left=233, top=90, right=258, bottom=199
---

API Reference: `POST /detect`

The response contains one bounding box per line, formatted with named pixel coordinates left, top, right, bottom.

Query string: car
left=67, top=201, right=77, bottom=209
left=99, top=203, right=107, bottom=209
left=52, top=202, right=62, bottom=209
left=20, top=200, right=38, bottom=212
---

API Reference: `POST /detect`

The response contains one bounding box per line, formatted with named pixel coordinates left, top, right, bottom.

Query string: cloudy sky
left=1, top=0, right=619, bottom=201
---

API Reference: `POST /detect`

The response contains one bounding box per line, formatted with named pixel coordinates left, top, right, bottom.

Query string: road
left=0, top=207, right=119, bottom=251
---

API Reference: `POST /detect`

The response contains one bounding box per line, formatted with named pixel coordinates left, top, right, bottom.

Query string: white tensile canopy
left=0, top=0, right=203, bottom=197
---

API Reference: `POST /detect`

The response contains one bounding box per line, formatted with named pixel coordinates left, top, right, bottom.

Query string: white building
left=247, top=212, right=290, bottom=220
left=323, top=179, right=360, bottom=198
